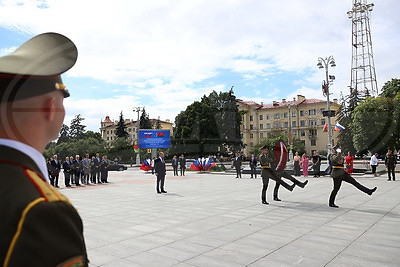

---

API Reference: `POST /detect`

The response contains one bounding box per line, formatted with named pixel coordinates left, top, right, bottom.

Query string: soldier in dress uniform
left=259, top=145, right=295, bottom=204
left=329, top=145, right=377, bottom=208
left=0, top=33, right=88, bottom=266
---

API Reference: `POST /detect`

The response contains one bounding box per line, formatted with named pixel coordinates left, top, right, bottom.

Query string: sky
left=1, top=0, right=399, bottom=132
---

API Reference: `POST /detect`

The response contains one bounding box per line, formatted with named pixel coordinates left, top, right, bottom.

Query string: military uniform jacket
left=330, top=153, right=346, bottom=178
left=0, top=145, right=88, bottom=266
left=259, top=153, right=275, bottom=178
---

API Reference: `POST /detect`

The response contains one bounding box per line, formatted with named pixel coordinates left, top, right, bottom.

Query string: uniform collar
left=0, top=138, right=49, bottom=182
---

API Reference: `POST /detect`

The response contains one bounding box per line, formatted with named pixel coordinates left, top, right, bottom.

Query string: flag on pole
left=322, top=123, right=328, bottom=132
left=334, top=123, right=345, bottom=131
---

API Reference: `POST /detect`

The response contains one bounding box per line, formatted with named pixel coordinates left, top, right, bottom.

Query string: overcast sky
left=1, top=0, right=399, bottom=132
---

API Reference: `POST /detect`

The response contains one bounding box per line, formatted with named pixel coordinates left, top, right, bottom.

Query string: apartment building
left=238, top=95, right=341, bottom=155
left=100, top=116, right=173, bottom=144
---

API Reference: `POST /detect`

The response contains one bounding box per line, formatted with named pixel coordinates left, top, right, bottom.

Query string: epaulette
left=24, top=169, right=71, bottom=203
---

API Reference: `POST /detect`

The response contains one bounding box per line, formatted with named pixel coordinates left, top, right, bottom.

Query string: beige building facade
left=238, top=95, right=341, bottom=156
left=100, top=116, right=173, bottom=145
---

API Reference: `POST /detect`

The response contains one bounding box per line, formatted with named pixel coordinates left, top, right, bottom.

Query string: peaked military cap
left=0, top=32, right=78, bottom=102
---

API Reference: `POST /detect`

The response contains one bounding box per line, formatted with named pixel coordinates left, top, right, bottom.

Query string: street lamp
left=317, top=56, right=336, bottom=151
left=133, top=106, right=144, bottom=165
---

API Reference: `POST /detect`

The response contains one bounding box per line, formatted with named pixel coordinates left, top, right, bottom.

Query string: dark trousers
left=371, top=165, right=377, bottom=174
left=73, top=171, right=80, bottom=185
left=329, top=173, right=372, bottom=205
left=64, top=172, right=70, bottom=186
left=96, top=170, right=101, bottom=183
left=250, top=166, right=257, bottom=178
left=156, top=174, right=166, bottom=192
left=90, top=171, right=96, bottom=183
left=387, top=166, right=396, bottom=180
left=235, top=166, right=241, bottom=178
left=313, top=164, right=321, bottom=177
left=294, top=162, right=301, bottom=176
left=273, top=172, right=305, bottom=198
left=180, top=167, right=185, bottom=176
left=49, top=175, right=55, bottom=186
left=261, top=169, right=292, bottom=201
left=101, top=170, right=108, bottom=182
left=173, top=166, right=178, bottom=176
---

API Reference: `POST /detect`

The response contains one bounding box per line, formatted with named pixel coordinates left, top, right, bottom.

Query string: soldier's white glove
left=336, top=148, right=341, bottom=153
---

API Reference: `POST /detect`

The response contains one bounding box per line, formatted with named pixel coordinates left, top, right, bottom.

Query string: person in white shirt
left=370, top=153, right=379, bottom=177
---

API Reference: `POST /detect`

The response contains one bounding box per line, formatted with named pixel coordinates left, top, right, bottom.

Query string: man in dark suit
left=72, top=155, right=82, bottom=186
left=94, top=153, right=102, bottom=183
left=179, top=154, right=186, bottom=176
left=0, top=33, right=87, bottom=266
left=249, top=154, right=257, bottom=179
left=62, top=156, right=72, bottom=187
left=232, top=153, right=243, bottom=178
left=172, top=155, right=179, bottom=176
left=154, top=151, right=167, bottom=194
left=100, top=155, right=110, bottom=183
left=50, top=154, right=61, bottom=187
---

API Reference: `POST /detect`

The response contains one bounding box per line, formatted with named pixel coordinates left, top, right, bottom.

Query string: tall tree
left=116, top=111, right=129, bottom=139
left=57, top=124, right=70, bottom=144
left=69, top=114, right=86, bottom=139
left=380, top=78, right=400, bottom=98
left=139, top=108, right=153, bottom=129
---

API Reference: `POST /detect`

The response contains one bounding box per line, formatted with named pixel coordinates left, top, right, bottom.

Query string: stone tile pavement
left=59, top=169, right=400, bottom=266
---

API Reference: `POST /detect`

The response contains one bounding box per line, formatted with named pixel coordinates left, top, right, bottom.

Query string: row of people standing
left=171, top=154, right=187, bottom=176
left=293, top=151, right=322, bottom=177
left=47, top=153, right=110, bottom=187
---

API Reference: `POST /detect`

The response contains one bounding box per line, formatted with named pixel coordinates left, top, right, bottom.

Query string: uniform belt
left=261, top=166, right=270, bottom=169
left=332, top=166, right=344, bottom=169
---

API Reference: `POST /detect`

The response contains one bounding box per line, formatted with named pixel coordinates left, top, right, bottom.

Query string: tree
left=251, top=133, right=305, bottom=156
left=57, top=124, right=70, bottom=144
left=154, top=117, right=162, bottom=129
left=116, top=111, right=129, bottom=139
left=173, top=90, right=243, bottom=156
left=352, top=95, right=398, bottom=154
left=69, top=114, right=86, bottom=139
left=139, top=108, right=153, bottom=129
left=380, top=78, right=400, bottom=98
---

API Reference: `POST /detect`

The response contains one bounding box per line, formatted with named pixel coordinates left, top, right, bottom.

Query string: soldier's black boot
left=367, top=187, right=377, bottom=196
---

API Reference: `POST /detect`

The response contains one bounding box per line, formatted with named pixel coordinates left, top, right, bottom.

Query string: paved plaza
left=59, top=169, right=400, bottom=267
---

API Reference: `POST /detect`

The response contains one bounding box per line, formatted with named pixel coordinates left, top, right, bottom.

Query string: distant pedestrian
left=312, top=151, right=321, bottom=177
left=370, top=153, right=379, bottom=177
left=100, top=155, right=110, bottom=183
left=327, top=150, right=333, bottom=174
left=50, top=155, right=61, bottom=187
left=82, top=154, right=91, bottom=184
left=63, top=157, right=72, bottom=187
left=232, top=153, right=242, bottom=178
left=172, top=155, right=179, bottom=176
left=72, top=155, right=82, bottom=186
left=293, top=152, right=301, bottom=176
left=385, top=149, right=397, bottom=181
left=94, top=153, right=102, bottom=183
left=249, top=154, right=257, bottom=179
left=345, top=151, right=354, bottom=174
left=179, top=154, right=186, bottom=176
left=301, top=153, right=309, bottom=177
left=154, top=152, right=167, bottom=194
left=90, top=156, right=96, bottom=183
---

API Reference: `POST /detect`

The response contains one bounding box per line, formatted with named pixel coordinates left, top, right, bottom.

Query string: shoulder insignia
left=24, top=169, right=71, bottom=203
left=56, top=255, right=86, bottom=267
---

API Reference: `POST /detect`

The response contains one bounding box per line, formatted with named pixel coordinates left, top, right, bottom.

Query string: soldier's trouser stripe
left=4, top=197, right=45, bottom=267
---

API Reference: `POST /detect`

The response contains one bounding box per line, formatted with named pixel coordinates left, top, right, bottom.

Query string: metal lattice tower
left=347, top=0, right=378, bottom=96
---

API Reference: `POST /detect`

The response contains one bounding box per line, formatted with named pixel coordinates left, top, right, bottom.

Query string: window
left=274, top=113, right=280, bottom=119
left=311, top=139, right=317, bottom=146
left=309, top=130, right=317, bottom=136
left=320, top=108, right=325, bottom=113
left=283, top=112, right=288, bottom=118
left=250, top=133, right=254, bottom=139
left=293, top=131, right=297, bottom=136
left=259, top=115, right=263, bottom=120
left=249, top=115, right=253, bottom=121
left=260, top=133, right=264, bottom=139
left=114, top=130, right=117, bottom=134
left=260, top=124, right=263, bottom=129
left=309, top=109, right=316, bottom=115
left=321, top=119, right=326, bottom=125
left=292, top=121, right=297, bottom=127
left=300, top=120, right=306, bottom=127
left=284, top=122, right=289, bottom=128
left=128, top=128, right=132, bottom=132
left=300, top=110, right=304, bottom=116
left=250, top=124, right=253, bottom=130
left=309, top=120, right=317, bottom=126
left=267, top=123, right=271, bottom=129
left=292, top=111, right=296, bottom=117
left=250, top=142, right=254, bottom=147
left=274, top=122, right=281, bottom=128
left=107, top=137, right=109, bottom=140
left=266, top=114, right=270, bottom=120
left=301, top=130, right=305, bottom=136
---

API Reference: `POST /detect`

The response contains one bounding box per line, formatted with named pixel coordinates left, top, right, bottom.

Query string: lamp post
left=288, top=103, right=293, bottom=164
left=134, top=106, right=144, bottom=166
left=317, top=56, right=336, bottom=151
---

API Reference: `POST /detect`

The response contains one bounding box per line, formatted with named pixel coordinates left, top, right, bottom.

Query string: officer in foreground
left=0, top=33, right=88, bottom=266
left=329, top=145, right=377, bottom=208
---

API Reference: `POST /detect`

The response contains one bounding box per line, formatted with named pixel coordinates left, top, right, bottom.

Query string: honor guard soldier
left=259, top=145, right=295, bottom=204
left=0, top=33, right=88, bottom=266
left=329, top=145, right=377, bottom=208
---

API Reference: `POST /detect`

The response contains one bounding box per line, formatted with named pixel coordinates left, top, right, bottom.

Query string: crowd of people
left=47, top=153, right=111, bottom=188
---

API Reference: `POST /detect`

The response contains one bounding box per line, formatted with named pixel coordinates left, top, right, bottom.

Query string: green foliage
left=154, top=118, right=162, bottom=129
left=352, top=94, right=400, bottom=154
left=139, top=108, right=153, bottom=129
left=44, top=137, right=106, bottom=160
left=106, top=137, right=134, bottom=162
left=173, top=90, right=243, bottom=156
left=69, top=114, right=86, bottom=139
left=116, top=111, right=129, bottom=139
left=380, top=78, right=400, bottom=98
left=251, top=133, right=305, bottom=157
left=57, top=124, right=70, bottom=144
